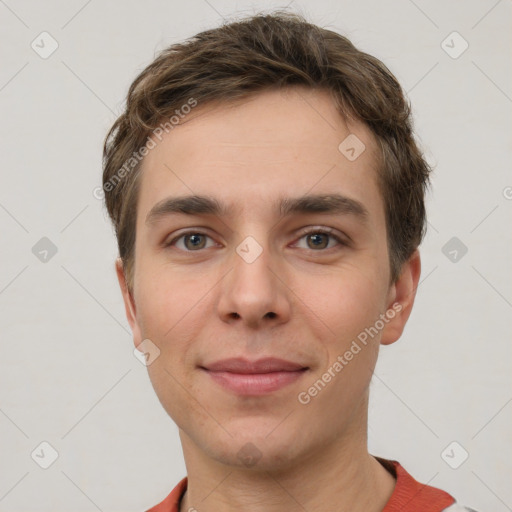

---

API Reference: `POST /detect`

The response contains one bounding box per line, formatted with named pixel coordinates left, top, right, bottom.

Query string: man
left=101, top=11, right=479, bottom=512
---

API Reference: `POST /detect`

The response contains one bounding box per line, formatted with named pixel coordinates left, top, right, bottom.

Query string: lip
left=202, top=357, right=307, bottom=373
left=200, top=357, right=309, bottom=395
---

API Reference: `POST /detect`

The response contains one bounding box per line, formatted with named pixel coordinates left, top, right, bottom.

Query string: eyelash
left=164, top=228, right=348, bottom=252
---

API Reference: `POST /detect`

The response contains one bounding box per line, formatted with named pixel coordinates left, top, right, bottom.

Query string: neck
left=178, top=399, right=396, bottom=512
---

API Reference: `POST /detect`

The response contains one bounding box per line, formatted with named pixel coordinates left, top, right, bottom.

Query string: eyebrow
left=145, top=193, right=369, bottom=226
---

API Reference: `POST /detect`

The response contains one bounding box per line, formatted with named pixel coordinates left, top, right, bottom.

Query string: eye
left=164, top=228, right=347, bottom=253
left=165, top=231, right=216, bottom=251
left=293, top=228, right=346, bottom=251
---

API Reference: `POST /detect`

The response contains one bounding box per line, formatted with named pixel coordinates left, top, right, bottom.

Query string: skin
left=116, top=86, right=421, bottom=511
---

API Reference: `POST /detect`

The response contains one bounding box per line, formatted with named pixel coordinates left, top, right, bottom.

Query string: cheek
left=294, top=264, right=386, bottom=342
left=138, top=271, right=213, bottom=429
left=297, top=276, right=383, bottom=418
left=134, top=265, right=210, bottom=357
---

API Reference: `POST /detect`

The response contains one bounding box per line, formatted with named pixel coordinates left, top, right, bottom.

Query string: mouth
left=199, top=357, right=309, bottom=395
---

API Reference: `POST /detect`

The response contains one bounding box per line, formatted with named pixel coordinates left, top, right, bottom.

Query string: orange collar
left=147, top=457, right=455, bottom=512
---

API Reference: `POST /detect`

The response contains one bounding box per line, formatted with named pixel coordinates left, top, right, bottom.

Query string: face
left=117, top=87, right=420, bottom=471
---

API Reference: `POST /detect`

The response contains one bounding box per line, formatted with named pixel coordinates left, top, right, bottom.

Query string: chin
left=204, top=429, right=303, bottom=472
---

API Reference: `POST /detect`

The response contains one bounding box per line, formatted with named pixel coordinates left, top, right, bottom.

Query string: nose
left=217, top=238, right=291, bottom=329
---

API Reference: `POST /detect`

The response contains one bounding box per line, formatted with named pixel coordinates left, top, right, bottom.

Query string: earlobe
left=115, top=258, right=143, bottom=347
left=380, top=249, right=421, bottom=346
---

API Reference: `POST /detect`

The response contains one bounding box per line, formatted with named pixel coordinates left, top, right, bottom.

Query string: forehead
left=137, top=87, right=383, bottom=224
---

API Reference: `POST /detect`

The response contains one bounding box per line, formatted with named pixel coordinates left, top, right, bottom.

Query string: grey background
left=1, top=0, right=511, bottom=510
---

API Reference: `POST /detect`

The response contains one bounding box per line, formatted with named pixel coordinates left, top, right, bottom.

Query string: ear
left=380, top=249, right=421, bottom=346
left=115, top=257, right=143, bottom=348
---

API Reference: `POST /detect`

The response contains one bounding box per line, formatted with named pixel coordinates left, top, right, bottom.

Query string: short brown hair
left=102, top=10, right=431, bottom=292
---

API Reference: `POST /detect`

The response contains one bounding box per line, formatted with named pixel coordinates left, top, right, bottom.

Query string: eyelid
left=162, top=228, right=217, bottom=248
left=292, top=226, right=350, bottom=248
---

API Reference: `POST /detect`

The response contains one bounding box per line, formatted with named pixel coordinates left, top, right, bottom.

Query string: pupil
left=187, top=234, right=204, bottom=248
left=309, top=233, right=327, bottom=249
